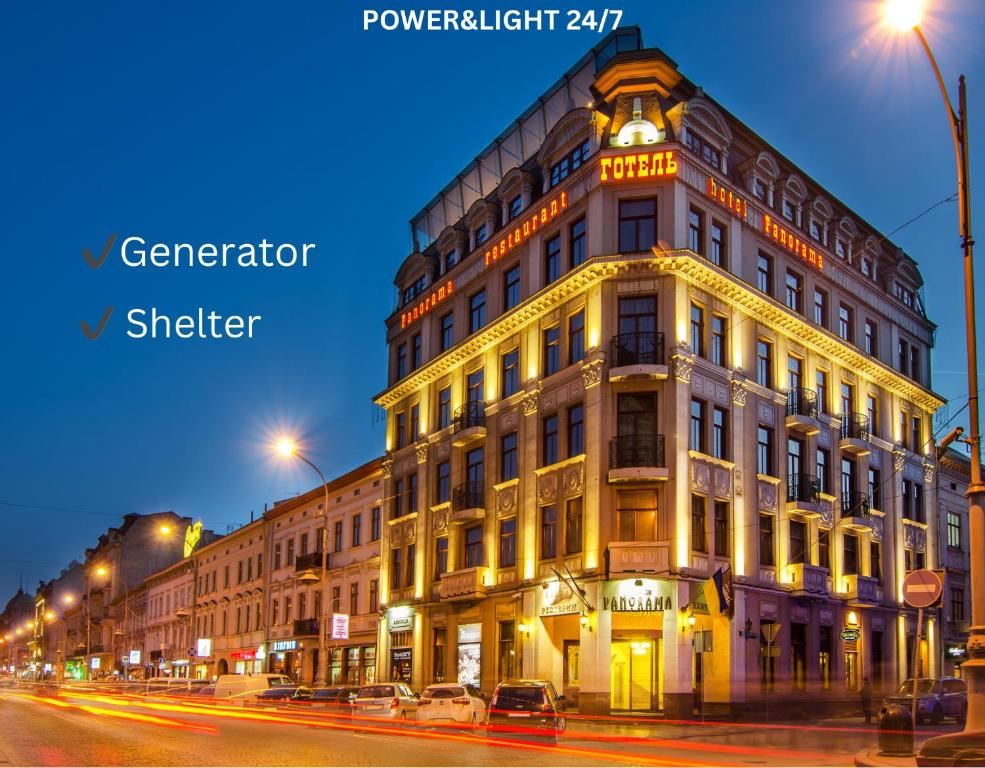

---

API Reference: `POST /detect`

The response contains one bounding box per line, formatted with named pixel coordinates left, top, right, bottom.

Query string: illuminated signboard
left=196, top=638, right=212, bottom=657
left=484, top=191, right=568, bottom=267
left=184, top=521, right=203, bottom=558
left=706, top=176, right=747, bottom=219
left=400, top=279, right=454, bottom=329
left=599, top=149, right=678, bottom=184
left=272, top=639, right=297, bottom=652
left=331, top=613, right=350, bottom=640
left=762, top=213, right=824, bottom=270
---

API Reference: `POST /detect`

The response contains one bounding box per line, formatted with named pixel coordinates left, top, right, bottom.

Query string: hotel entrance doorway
left=610, top=638, right=661, bottom=711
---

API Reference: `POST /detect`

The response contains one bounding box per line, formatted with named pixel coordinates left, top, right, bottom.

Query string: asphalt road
left=0, top=689, right=962, bottom=767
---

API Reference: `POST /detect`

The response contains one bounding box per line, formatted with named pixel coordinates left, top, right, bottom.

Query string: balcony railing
left=786, top=388, right=818, bottom=419
left=293, top=618, right=319, bottom=637
left=295, top=551, right=327, bottom=572
left=841, top=491, right=871, bottom=519
left=454, top=401, right=486, bottom=432
left=787, top=473, right=820, bottom=505
left=610, top=331, right=666, bottom=367
left=610, top=434, right=666, bottom=469
left=840, top=412, right=870, bottom=441
left=452, top=481, right=484, bottom=511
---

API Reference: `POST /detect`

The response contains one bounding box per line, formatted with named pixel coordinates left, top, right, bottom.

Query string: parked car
left=213, top=673, right=294, bottom=700
left=487, top=680, right=566, bottom=742
left=417, top=683, right=486, bottom=727
left=253, top=686, right=313, bottom=705
left=187, top=684, right=215, bottom=698
left=309, top=686, right=360, bottom=713
left=144, top=678, right=213, bottom=697
left=884, top=677, right=967, bottom=724
left=353, top=682, right=418, bottom=720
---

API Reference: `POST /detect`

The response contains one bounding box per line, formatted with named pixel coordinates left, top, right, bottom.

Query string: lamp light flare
left=95, top=566, right=107, bottom=577
left=885, top=0, right=922, bottom=30
left=275, top=437, right=297, bottom=457
left=159, top=525, right=172, bottom=536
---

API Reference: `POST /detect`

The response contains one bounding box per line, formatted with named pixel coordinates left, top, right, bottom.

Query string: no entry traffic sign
left=902, top=569, right=943, bottom=609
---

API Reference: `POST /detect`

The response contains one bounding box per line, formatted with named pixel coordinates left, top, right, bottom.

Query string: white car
left=416, top=684, right=486, bottom=726
left=353, top=682, right=418, bottom=720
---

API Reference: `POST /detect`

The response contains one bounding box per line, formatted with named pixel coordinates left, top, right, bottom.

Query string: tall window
left=411, top=333, right=423, bottom=370
left=757, top=252, right=773, bottom=294
left=443, top=250, right=457, bottom=273
left=691, top=495, right=707, bottom=552
left=818, top=530, right=830, bottom=570
left=436, top=461, right=451, bottom=504
left=371, top=507, right=381, bottom=541
left=406, top=474, right=418, bottom=514
left=570, top=218, right=587, bottom=267
left=567, top=403, right=585, bottom=457
left=405, top=544, right=415, bottom=588
left=844, top=533, right=859, bottom=575
left=542, top=414, right=559, bottom=466
left=817, top=448, right=830, bottom=495
left=395, top=411, right=407, bottom=449
left=898, top=339, right=910, bottom=375
left=690, top=398, right=706, bottom=453
left=690, top=303, right=705, bottom=357
left=440, top=312, right=454, bottom=352
left=540, top=506, right=557, bottom=559
left=712, top=406, right=728, bottom=460
left=947, top=511, right=962, bottom=549
left=434, top=536, right=448, bottom=578
left=688, top=207, right=704, bottom=254
left=396, top=343, right=408, bottom=380
left=788, top=355, right=803, bottom=391
left=759, top=514, right=775, bottom=566
left=501, top=349, right=519, bottom=398
left=618, top=198, right=657, bottom=252
left=467, top=369, right=484, bottom=403
left=864, top=320, right=878, bottom=356
left=756, top=339, right=773, bottom=388
left=840, top=382, right=854, bottom=417
left=390, top=548, right=402, bottom=590
left=508, top=195, right=523, bottom=221
left=568, top=310, right=585, bottom=364
left=473, top=224, right=488, bottom=249
left=543, top=326, right=561, bottom=376
left=334, top=520, right=345, bottom=550
left=503, top=265, right=521, bottom=310
left=867, top=395, right=878, bottom=437
left=352, top=514, right=362, bottom=547
left=710, top=221, right=726, bottom=267
left=714, top=501, right=729, bottom=557
left=912, top=416, right=923, bottom=454
left=785, top=271, right=803, bottom=313
left=868, top=467, right=882, bottom=510
left=617, top=490, right=657, bottom=542
left=816, top=370, right=829, bottom=414
left=545, top=234, right=562, bottom=284
left=838, top=303, right=854, bottom=343
left=757, top=426, right=774, bottom=475
left=710, top=315, right=726, bottom=366
left=814, top=289, right=828, bottom=327
left=469, top=290, right=486, bottom=333
left=789, top=520, right=806, bottom=564
left=463, top=525, right=483, bottom=568
left=350, top=582, right=359, bottom=615
left=871, top=542, right=882, bottom=583
left=501, top=432, right=519, bottom=482
left=437, top=387, right=452, bottom=429
left=369, top=579, right=379, bottom=613
left=410, top=404, right=420, bottom=440
left=499, top=519, right=516, bottom=567
left=565, top=498, right=583, bottom=554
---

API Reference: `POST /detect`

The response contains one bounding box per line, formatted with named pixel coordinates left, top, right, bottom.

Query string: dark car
left=486, top=680, right=566, bottom=742
left=309, top=686, right=360, bottom=714
left=884, top=677, right=967, bottom=724
left=253, top=686, right=314, bottom=705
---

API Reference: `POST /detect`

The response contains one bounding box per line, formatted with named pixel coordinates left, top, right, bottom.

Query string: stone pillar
left=663, top=579, right=693, bottom=718
left=575, top=582, right=610, bottom=715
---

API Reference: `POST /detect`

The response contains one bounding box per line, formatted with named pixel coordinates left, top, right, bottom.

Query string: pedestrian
left=861, top=677, right=873, bottom=724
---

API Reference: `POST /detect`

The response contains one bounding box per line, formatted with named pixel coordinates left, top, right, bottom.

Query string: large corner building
left=374, top=28, right=943, bottom=717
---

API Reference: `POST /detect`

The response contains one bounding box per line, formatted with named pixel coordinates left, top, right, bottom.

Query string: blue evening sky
left=1, top=0, right=983, bottom=592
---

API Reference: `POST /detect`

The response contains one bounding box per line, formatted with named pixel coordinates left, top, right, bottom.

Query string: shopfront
left=387, top=607, right=415, bottom=683
left=268, top=639, right=304, bottom=681
left=231, top=649, right=263, bottom=675
left=329, top=645, right=377, bottom=685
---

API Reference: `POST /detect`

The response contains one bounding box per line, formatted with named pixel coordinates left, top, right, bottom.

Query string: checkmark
left=81, top=306, right=113, bottom=340
left=82, top=234, right=117, bottom=269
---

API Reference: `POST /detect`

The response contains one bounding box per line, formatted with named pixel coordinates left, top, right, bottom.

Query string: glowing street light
left=884, top=0, right=921, bottom=30
left=95, top=566, right=107, bottom=577
left=63, top=595, right=74, bottom=605
left=44, top=611, right=55, bottom=622
left=272, top=436, right=330, bottom=686
left=884, top=0, right=984, bottom=746
left=158, top=524, right=172, bottom=536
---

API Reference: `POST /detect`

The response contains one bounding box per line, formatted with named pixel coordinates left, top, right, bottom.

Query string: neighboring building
left=33, top=561, right=84, bottom=679
left=143, top=558, right=196, bottom=678
left=191, top=517, right=266, bottom=680
left=264, top=458, right=383, bottom=686
left=69, top=511, right=205, bottom=679
left=0, top=588, right=36, bottom=677
left=374, top=27, right=944, bottom=716
left=937, top=447, right=973, bottom=675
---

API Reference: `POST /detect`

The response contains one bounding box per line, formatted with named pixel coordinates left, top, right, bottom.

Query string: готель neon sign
left=485, top=191, right=568, bottom=267
left=762, top=214, right=824, bottom=270
left=599, top=149, right=678, bottom=184
left=400, top=279, right=454, bottom=329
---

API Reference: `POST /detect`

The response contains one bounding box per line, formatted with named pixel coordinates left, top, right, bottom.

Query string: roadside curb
left=855, top=748, right=917, bottom=767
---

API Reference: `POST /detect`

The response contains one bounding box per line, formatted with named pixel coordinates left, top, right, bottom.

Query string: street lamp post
left=276, top=439, right=331, bottom=686
left=886, top=0, right=985, bottom=741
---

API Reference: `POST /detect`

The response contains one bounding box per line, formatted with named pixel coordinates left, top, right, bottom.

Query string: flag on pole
left=712, top=564, right=733, bottom=616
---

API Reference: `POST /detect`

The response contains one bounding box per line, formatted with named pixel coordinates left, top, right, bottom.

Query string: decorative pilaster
left=581, top=358, right=605, bottom=389
left=671, top=345, right=694, bottom=383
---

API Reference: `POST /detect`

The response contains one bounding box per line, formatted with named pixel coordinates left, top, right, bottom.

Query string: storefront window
left=498, top=621, right=515, bottom=681
left=845, top=651, right=858, bottom=691
left=819, top=625, right=832, bottom=690
left=346, top=647, right=360, bottom=685
left=457, top=624, right=481, bottom=687
left=433, top=628, right=446, bottom=682
left=329, top=648, right=343, bottom=685
left=362, top=646, right=376, bottom=684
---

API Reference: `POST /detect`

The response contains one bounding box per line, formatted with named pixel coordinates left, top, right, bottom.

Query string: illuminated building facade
left=33, top=561, right=84, bottom=680
left=262, top=458, right=383, bottom=686
left=144, top=559, right=196, bottom=678
left=375, top=28, right=943, bottom=715
left=938, top=448, right=973, bottom=674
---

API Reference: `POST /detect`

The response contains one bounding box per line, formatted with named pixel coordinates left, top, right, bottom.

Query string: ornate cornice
left=374, top=250, right=945, bottom=413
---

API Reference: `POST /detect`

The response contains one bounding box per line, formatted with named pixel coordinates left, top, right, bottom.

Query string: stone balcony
left=842, top=574, right=879, bottom=604
left=785, top=388, right=822, bottom=435
left=608, top=331, right=668, bottom=382
left=438, top=566, right=489, bottom=602
left=451, top=402, right=486, bottom=447
left=783, top=563, right=829, bottom=595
